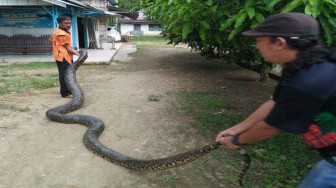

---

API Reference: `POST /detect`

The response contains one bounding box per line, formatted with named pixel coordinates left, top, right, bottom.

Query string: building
left=118, top=10, right=162, bottom=36
left=0, top=0, right=123, bottom=54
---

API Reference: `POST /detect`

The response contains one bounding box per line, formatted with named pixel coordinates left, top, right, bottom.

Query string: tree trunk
left=258, top=62, right=269, bottom=82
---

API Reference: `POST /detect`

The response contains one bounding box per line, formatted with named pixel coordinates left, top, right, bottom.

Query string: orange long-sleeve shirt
left=50, top=28, right=73, bottom=64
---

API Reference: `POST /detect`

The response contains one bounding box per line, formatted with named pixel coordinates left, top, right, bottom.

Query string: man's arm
left=65, top=43, right=80, bottom=56
left=239, top=121, right=282, bottom=143
left=216, top=100, right=276, bottom=141
left=219, top=121, right=282, bottom=149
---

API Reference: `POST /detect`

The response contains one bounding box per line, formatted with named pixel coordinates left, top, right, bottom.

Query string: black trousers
left=56, top=58, right=71, bottom=97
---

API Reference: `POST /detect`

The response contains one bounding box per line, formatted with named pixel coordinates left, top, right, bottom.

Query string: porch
left=0, top=43, right=123, bottom=65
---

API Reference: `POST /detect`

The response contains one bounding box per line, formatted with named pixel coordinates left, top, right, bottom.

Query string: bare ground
left=0, top=42, right=277, bottom=188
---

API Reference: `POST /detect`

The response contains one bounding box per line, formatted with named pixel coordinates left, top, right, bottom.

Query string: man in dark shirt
left=216, top=12, right=336, bottom=187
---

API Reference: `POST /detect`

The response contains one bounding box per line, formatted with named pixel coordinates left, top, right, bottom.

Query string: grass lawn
left=176, top=90, right=321, bottom=187
left=131, top=36, right=166, bottom=42
left=0, top=62, right=58, bottom=95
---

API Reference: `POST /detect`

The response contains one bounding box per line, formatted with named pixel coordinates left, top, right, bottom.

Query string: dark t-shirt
left=265, top=61, right=336, bottom=156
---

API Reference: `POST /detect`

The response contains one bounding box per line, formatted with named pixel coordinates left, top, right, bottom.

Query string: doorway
left=77, top=17, right=85, bottom=48
left=133, top=24, right=141, bottom=35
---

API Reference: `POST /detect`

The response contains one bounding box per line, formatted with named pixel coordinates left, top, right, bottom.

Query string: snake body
left=46, top=51, right=250, bottom=184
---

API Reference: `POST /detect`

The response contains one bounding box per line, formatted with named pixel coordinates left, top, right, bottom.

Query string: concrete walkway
left=0, top=42, right=123, bottom=64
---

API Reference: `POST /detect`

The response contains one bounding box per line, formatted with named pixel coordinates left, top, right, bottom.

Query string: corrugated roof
left=107, top=5, right=139, bottom=20
left=118, top=10, right=153, bottom=24
left=42, top=0, right=66, bottom=7
left=42, top=0, right=120, bottom=17
left=119, top=19, right=151, bottom=24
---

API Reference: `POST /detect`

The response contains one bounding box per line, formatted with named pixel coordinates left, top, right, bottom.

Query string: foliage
left=118, top=0, right=140, bottom=10
left=177, top=90, right=320, bottom=187
left=139, top=0, right=336, bottom=63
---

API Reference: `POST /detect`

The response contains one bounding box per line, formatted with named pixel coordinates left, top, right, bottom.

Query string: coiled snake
left=46, top=51, right=250, bottom=186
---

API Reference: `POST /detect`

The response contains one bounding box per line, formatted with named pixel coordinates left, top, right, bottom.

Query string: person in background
left=216, top=12, right=336, bottom=187
left=50, top=15, right=80, bottom=98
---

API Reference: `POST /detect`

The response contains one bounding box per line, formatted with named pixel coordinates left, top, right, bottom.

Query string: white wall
left=140, top=24, right=162, bottom=36
left=120, top=24, right=133, bottom=35
left=98, top=17, right=107, bottom=37
left=120, top=24, right=161, bottom=36
left=90, top=18, right=102, bottom=48
left=0, top=27, right=53, bottom=36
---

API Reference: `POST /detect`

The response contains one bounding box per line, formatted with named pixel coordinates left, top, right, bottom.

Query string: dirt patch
left=0, top=42, right=277, bottom=188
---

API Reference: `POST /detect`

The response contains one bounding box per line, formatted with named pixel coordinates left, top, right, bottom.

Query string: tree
left=139, top=0, right=336, bottom=81
left=118, top=0, right=140, bottom=10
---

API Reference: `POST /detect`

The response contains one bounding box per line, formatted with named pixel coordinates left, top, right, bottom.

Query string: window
left=149, top=24, right=162, bottom=31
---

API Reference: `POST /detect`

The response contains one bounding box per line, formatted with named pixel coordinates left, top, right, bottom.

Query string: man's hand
left=216, top=129, right=237, bottom=142
left=65, top=44, right=80, bottom=56
left=73, top=49, right=80, bottom=56
left=215, top=126, right=244, bottom=150
left=217, top=135, right=241, bottom=150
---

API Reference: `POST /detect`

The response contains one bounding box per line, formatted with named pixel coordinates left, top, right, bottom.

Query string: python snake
left=46, top=50, right=250, bottom=186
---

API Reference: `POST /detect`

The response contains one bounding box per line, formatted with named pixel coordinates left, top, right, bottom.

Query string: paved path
left=0, top=43, right=122, bottom=64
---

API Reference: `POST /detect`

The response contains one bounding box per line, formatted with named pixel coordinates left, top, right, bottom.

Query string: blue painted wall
left=0, top=7, right=71, bottom=27
left=0, top=8, right=52, bottom=27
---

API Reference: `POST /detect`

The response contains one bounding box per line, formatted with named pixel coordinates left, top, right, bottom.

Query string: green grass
left=131, top=36, right=166, bottom=42
left=148, top=94, right=161, bottom=102
left=181, top=91, right=227, bottom=111
left=136, top=43, right=174, bottom=50
left=176, top=90, right=321, bottom=187
left=0, top=76, right=59, bottom=95
left=179, top=91, right=243, bottom=133
left=0, top=62, right=55, bottom=70
left=0, top=103, right=29, bottom=112
left=250, top=134, right=320, bottom=187
left=0, top=62, right=59, bottom=95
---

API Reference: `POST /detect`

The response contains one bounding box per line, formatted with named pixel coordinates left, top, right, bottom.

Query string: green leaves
left=182, top=22, right=194, bottom=40
left=199, top=27, right=206, bottom=41
left=234, top=12, right=247, bottom=28
left=324, top=0, right=336, bottom=6
left=245, top=0, right=255, bottom=8
left=305, top=3, right=313, bottom=15
left=229, top=23, right=247, bottom=41
left=200, top=20, right=210, bottom=30
left=247, top=8, right=256, bottom=19
left=328, top=17, right=336, bottom=28
left=312, top=0, right=323, bottom=17
left=281, top=0, right=303, bottom=12
left=319, top=15, right=333, bottom=45
left=142, top=0, right=336, bottom=63
left=266, top=0, right=282, bottom=11
left=219, top=15, right=238, bottom=31
left=255, top=13, right=265, bottom=22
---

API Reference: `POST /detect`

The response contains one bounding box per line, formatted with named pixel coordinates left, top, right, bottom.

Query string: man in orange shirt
left=50, top=15, right=80, bottom=98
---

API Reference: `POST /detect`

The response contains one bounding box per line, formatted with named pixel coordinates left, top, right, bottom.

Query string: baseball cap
left=242, top=12, right=319, bottom=38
